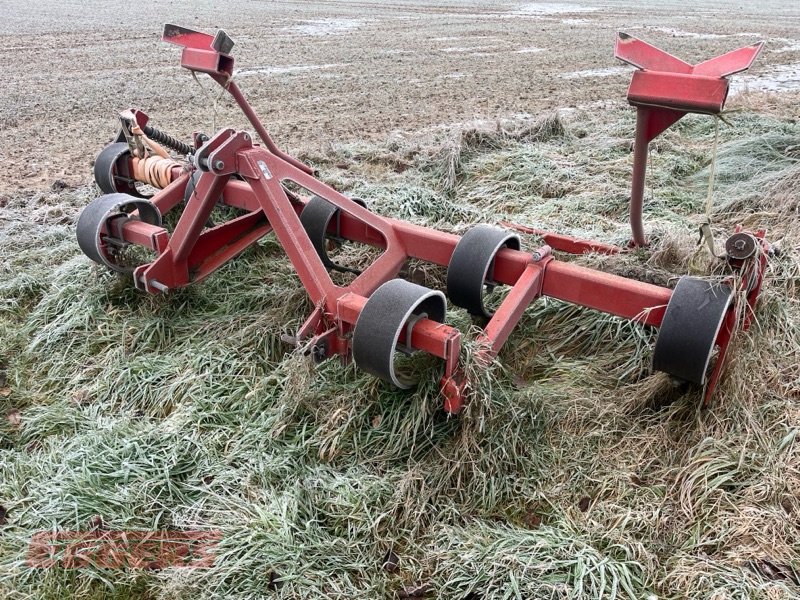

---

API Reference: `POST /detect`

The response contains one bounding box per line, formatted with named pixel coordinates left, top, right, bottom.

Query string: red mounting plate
left=615, top=32, right=764, bottom=114
left=162, top=24, right=234, bottom=77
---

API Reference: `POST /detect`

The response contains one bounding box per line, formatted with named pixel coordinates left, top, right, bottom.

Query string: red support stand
left=615, top=33, right=763, bottom=247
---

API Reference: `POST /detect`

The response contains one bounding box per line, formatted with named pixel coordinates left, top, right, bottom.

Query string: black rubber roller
left=93, top=142, right=147, bottom=198
left=76, top=193, right=161, bottom=273
left=299, top=195, right=367, bottom=272
left=446, top=225, right=521, bottom=318
left=352, top=279, right=446, bottom=389
left=652, top=276, right=734, bottom=385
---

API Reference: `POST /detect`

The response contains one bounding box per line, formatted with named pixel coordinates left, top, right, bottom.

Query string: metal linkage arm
left=162, top=23, right=314, bottom=176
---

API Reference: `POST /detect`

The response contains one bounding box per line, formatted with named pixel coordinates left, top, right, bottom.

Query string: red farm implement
left=77, top=25, right=769, bottom=413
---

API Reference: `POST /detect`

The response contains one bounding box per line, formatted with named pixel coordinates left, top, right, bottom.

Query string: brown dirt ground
left=1, top=0, right=799, bottom=195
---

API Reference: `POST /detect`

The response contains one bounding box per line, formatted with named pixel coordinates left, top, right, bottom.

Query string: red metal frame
left=97, top=27, right=769, bottom=412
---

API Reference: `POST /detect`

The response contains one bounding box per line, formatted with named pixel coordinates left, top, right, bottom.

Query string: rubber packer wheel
left=299, top=195, right=368, bottom=272
left=76, top=193, right=161, bottom=273
left=446, top=224, right=521, bottom=318
left=652, top=276, right=734, bottom=385
left=352, top=279, right=446, bottom=389
left=93, top=142, right=147, bottom=198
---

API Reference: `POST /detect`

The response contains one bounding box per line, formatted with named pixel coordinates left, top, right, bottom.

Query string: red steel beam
left=499, top=221, right=621, bottom=255
left=541, top=261, right=670, bottom=326
left=478, top=262, right=547, bottom=357
left=117, top=175, right=673, bottom=327
left=332, top=208, right=672, bottom=324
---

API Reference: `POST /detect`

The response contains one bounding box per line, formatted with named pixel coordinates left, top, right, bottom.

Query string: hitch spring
left=142, top=125, right=193, bottom=155
left=134, top=155, right=182, bottom=189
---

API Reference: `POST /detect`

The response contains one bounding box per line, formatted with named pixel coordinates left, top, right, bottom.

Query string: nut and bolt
left=532, top=245, right=552, bottom=262
left=311, top=342, right=327, bottom=363
left=214, top=160, right=225, bottom=170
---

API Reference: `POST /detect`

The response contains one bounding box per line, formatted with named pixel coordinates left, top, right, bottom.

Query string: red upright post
left=615, top=33, right=763, bottom=246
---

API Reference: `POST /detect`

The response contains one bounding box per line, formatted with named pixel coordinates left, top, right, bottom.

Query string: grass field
left=1, top=1, right=800, bottom=598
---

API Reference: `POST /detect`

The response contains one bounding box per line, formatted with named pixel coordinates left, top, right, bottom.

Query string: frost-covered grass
left=1, top=97, right=799, bottom=599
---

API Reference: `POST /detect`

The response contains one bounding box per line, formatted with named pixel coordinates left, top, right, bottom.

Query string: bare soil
left=1, top=0, right=799, bottom=195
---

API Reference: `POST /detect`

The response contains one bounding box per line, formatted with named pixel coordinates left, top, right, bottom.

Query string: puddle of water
left=433, top=36, right=500, bottom=42
left=773, top=39, right=800, bottom=53
left=441, top=45, right=500, bottom=53
left=560, top=66, right=629, bottom=79
left=285, top=18, right=363, bottom=36
left=235, top=63, right=345, bottom=78
left=643, top=26, right=727, bottom=39
left=515, top=2, right=598, bottom=14
left=515, top=46, right=546, bottom=53
left=730, top=62, right=800, bottom=94
left=561, top=18, right=591, bottom=24
left=441, top=72, right=468, bottom=79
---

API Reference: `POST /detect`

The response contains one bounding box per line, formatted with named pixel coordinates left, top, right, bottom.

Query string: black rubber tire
left=93, top=142, right=147, bottom=198
left=299, top=195, right=368, bottom=272
left=446, top=224, right=521, bottom=318
left=76, top=193, right=161, bottom=273
left=352, top=279, right=446, bottom=389
left=652, top=276, right=734, bottom=385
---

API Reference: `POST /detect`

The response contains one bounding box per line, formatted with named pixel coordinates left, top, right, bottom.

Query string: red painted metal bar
left=627, top=71, right=728, bottom=113
left=238, top=146, right=410, bottom=307
left=693, top=43, right=764, bottom=78
left=541, top=261, right=670, bottom=326
left=146, top=169, right=190, bottom=214
left=189, top=221, right=273, bottom=284
left=172, top=174, right=230, bottom=264
left=500, top=221, right=621, bottom=255
left=331, top=208, right=671, bottom=323
left=135, top=172, right=230, bottom=291
left=187, top=211, right=271, bottom=276
left=238, top=161, right=336, bottom=307
left=614, top=33, right=692, bottom=73
left=118, top=221, right=170, bottom=253
left=628, top=106, right=686, bottom=246
left=221, top=179, right=262, bottom=212
left=629, top=109, right=652, bottom=247
left=226, top=82, right=315, bottom=176
left=478, top=261, right=548, bottom=357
